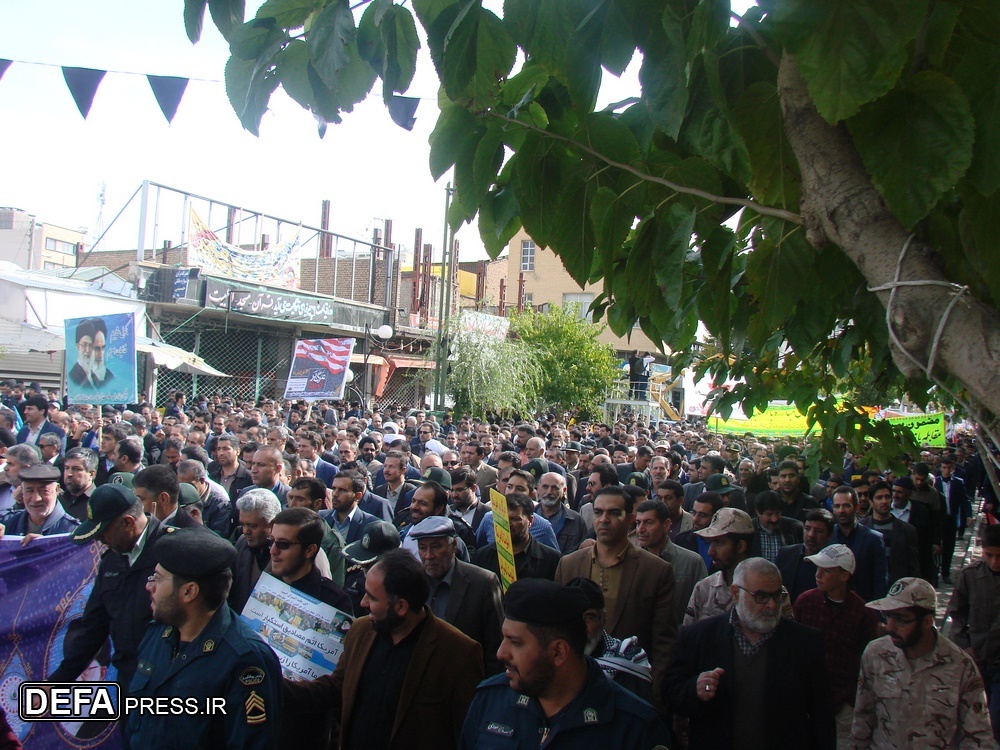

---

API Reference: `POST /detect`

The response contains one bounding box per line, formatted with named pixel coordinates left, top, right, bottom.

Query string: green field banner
left=886, top=413, right=946, bottom=447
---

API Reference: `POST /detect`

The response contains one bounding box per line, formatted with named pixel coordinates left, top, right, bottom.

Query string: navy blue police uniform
left=461, top=659, right=668, bottom=749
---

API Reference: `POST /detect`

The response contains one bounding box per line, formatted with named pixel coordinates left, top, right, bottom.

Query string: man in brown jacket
left=283, top=548, right=484, bottom=749
left=555, top=485, right=677, bottom=709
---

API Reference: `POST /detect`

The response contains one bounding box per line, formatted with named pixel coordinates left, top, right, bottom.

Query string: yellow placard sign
left=490, top=488, right=517, bottom=593
left=886, top=413, right=947, bottom=448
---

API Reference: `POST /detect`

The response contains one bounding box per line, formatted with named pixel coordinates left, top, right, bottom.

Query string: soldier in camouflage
left=850, top=577, right=995, bottom=749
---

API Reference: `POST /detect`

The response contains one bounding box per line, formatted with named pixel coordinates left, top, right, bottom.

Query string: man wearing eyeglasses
left=665, top=557, right=835, bottom=750
left=851, top=577, right=994, bottom=749
left=269, top=506, right=353, bottom=613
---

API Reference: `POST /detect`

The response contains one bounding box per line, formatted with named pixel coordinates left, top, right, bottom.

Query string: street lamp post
left=362, top=323, right=394, bottom=409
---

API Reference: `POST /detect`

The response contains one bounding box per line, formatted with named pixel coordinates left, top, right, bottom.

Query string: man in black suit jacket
left=774, top=508, right=835, bottom=604
left=936, top=457, right=970, bottom=583
left=664, top=558, right=835, bottom=750
left=410, top=517, right=504, bottom=674
left=891, top=477, right=941, bottom=585
left=860, top=481, right=920, bottom=585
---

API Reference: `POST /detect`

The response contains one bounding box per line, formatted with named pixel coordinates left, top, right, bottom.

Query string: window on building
left=57, top=240, right=76, bottom=255
left=563, top=293, right=594, bottom=321
left=45, top=238, right=56, bottom=251
left=523, top=292, right=534, bottom=306
left=520, top=240, right=535, bottom=272
left=43, top=261, right=59, bottom=270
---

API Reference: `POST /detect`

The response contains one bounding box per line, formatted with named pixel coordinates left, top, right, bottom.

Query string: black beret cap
left=156, top=527, right=235, bottom=579
left=71, top=483, right=137, bottom=543
left=504, top=579, right=590, bottom=626
left=566, top=576, right=604, bottom=611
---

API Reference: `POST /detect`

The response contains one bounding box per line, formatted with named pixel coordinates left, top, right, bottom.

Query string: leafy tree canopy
left=442, top=326, right=542, bottom=418
left=185, top=0, right=1000, bottom=470
left=509, top=304, right=620, bottom=419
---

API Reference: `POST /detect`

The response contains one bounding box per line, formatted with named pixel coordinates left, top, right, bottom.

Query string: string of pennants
left=0, top=58, right=421, bottom=130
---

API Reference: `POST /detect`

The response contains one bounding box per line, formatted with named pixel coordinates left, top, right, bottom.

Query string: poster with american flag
left=283, top=338, right=356, bottom=401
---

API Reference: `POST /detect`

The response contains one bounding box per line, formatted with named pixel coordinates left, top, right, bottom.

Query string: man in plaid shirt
left=793, top=544, right=879, bottom=748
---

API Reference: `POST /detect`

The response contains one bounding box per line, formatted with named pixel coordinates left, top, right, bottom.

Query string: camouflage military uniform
left=683, top=570, right=733, bottom=626
left=849, top=632, right=995, bottom=749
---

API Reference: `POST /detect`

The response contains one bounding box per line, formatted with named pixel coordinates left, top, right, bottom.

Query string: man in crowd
left=830, top=485, right=887, bottom=602
left=411, top=516, right=504, bottom=675
left=323, top=470, right=379, bottom=545
left=375, top=450, right=418, bottom=516
left=126, top=528, right=282, bottom=748
left=890, top=475, right=941, bottom=585
left=340, top=520, right=401, bottom=616
left=750, top=490, right=803, bottom=562
left=16, top=394, right=66, bottom=455
left=0, top=443, right=42, bottom=517
left=634, top=498, right=707, bottom=626
left=675, top=491, right=724, bottom=571
left=50, top=483, right=169, bottom=690
left=860, top=480, right=919, bottom=585
left=535, top=471, right=586, bottom=554
left=776, top=508, right=835, bottom=603
left=0, top=463, right=79, bottom=538
left=656, top=479, right=692, bottom=540
left=297, top=430, right=337, bottom=487
left=947, top=523, right=1000, bottom=741
left=684, top=507, right=756, bottom=625
left=60, top=446, right=97, bottom=521
left=134, top=464, right=199, bottom=529
left=176, top=458, right=232, bottom=537
left=665, top=558, right=834, bottom=750
left=462, top=579, right=668, bottom=748
left=448, top=467, right=489, bottom=534
left=472, top=493, right=561, bottom=581
left=937, top=455, right=971, bottom=584
left=852, top=578, right=994, bottom=748
left=556, top=486, right=676, bottom=710
left=228, top=488, right=282, bottom=612
left=793, top=545, right=879, bottom=746
left=777, top=459, right=821, bottom=521
left=243, top=446, right=290, bottom=505
left=208, top=434, right=253, bottom=506
left=269, top=506, right=353, bottom=612
left=283, top=549, right=484, bottom=748
left=461, top=440, right=498, bottom=490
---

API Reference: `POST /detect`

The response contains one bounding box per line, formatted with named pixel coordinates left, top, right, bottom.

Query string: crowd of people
left=0, top=379, right=998, bottom=749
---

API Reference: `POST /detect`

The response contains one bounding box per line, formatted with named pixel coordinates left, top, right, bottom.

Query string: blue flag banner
left=0, top=536, right=120, bottom=749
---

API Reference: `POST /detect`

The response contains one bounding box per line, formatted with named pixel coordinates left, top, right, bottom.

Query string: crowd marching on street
left=1, top=377, right=999, bottom=749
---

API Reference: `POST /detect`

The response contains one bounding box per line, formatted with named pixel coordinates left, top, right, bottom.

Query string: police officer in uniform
left=49, top=481, right=169, bottom=690
left=341, top=520, right=401, bottom=616
left=461, top=579, right=669, bottom=749
left=127, top=527, right=282, bottom=749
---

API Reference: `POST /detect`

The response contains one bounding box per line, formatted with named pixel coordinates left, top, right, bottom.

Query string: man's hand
left=0, top=523, right=5, bottom=540
left=578, top=538, right=597, bottom=551
left=933, top=544, right=942, bottom=555
left=21, top=532, right=41, bottom=547
left=696, top=667, right=724, bottom=702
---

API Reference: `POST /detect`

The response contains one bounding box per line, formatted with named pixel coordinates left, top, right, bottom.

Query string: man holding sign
left=472, top=493, right=561, bottom=583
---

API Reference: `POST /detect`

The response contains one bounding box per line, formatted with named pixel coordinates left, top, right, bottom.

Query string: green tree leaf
left=953, top=41, right=1000, bottom=196
left=209, top=0, right=246, bottom=40
left=428, top=101, right=478, bottom=179
left=771, top=0, right=928, bottom=123
left=308, top=0, right=357, bottom=89
left=225, top=54, right=279, bottom=135
left=229, top=18, right=284, bottom=61
left=255, top=0, right=317, bottom=29
left=380, top=6, right=420, bottom=101
left=744, top=222, right=815, bottom=345
left=732, top=81, right=800, bottom=210
left=638, top=6, right=687, bottom=140
left=849, top=71, right=974, bottom=228
left=478, top=186, right=521, bottom=259
left=275, top=40, right=314, bottom=110
left=184, top=0, right=207, bottom=43
left=959, top=189, right=1000, bottom=307
left=435, top=3, right=515, bottom=110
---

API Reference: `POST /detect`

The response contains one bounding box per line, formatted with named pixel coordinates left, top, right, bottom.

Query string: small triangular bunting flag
left=62, top=66, right=106, bottom=118
left=147, top=75, right=189, bottom=123
left=387, top=95, right=419, bottom=131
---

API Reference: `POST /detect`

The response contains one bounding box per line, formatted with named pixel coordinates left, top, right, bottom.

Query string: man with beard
left=683, top=508, right=756, bottom=626
left=60, top=446, right=98, bottom=520
left=283, top=549, right=483, bottom=749
left=461, top=578, right=668, bottom=749
left=535, top=471, right=586, bottom=554
left=830, top=486, right=888, bottom=602
left=665, top=558, right=835, bottom=750
left=472, top=493, right=562, bottom=581
left=68, top=319, right=95, bottom=387
left=228, top=488, right=281, bottom=612
left=860, top=481, right=919, bottom=585
left=126, top=528, right=282, bottom=749
left=87, top=318, right=113, bottom=387
left=851, top=578, right=994, bottom=749
left=775, top=508, right=835, bottom=604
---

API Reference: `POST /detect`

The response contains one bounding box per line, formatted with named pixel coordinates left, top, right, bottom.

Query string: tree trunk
left=777, top=54, right=1000, bottom=418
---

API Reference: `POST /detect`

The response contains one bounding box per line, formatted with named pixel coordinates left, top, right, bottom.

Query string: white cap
left=805, top=544, right=855, bottom=574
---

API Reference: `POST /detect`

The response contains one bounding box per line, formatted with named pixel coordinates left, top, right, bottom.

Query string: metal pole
left=136, top=180, right=150, bottom=261
left=362, top=324, right=371, bottom=408
left=192, top=330, right=201, bottom=397
left=254, top=335, right=263, bottom=402
left=434, top=183, right=452, bottom=409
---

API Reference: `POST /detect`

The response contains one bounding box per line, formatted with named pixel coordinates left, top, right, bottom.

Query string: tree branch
left=493, top=113, right=803, bottom=225
left=777, top=52, right=1000, bottom=418
left=731, top=11, right=780, bottom=68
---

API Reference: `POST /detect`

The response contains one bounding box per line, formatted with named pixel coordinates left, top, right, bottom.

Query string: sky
left=0, top=1, right=753, bottom=267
